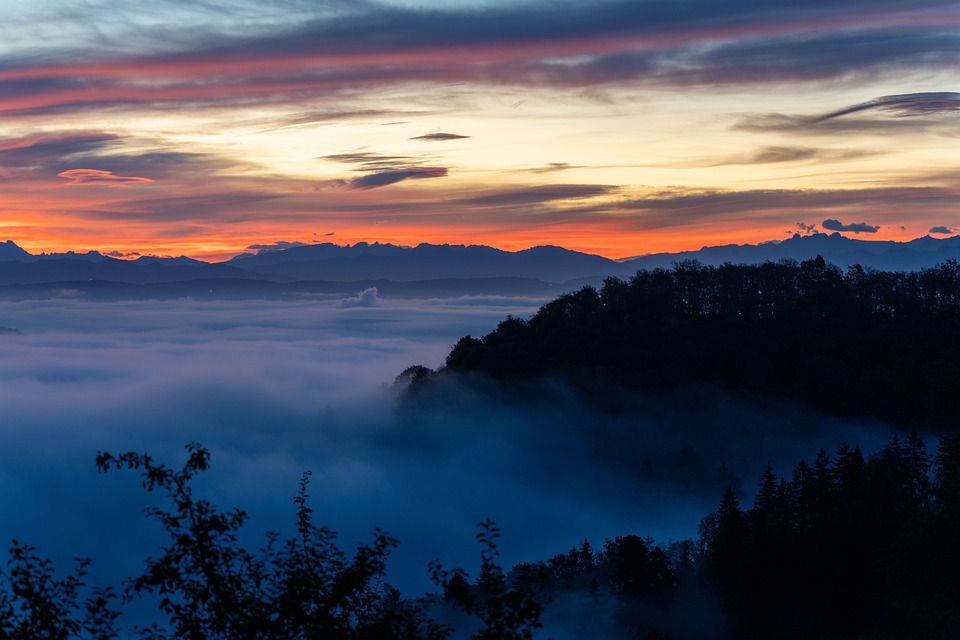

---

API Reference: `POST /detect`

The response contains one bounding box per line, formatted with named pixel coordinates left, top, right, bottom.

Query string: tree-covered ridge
left=489, top=432, right=960, bottom=639
left=442, top=257, right=960, bottom=426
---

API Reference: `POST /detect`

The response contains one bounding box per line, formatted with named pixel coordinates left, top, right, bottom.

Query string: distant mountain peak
left=621, top=233, right=960, bottom=272
left=0, top=240, right=33, bottom=261
left=4, top=235, right=960, bottom=294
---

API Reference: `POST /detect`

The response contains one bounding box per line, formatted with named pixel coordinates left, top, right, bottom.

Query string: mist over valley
left=0, top=240, right=958, bottom=637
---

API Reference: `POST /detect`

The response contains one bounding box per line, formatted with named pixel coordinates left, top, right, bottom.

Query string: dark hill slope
left=440, top=257, right=960, bottom=427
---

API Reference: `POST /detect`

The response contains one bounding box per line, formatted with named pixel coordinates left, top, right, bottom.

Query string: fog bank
left=0, top=295, right=899, bottom=608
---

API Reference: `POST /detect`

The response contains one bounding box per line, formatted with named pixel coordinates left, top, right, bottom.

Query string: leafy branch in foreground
left=0, top=541, right=119, bottom=640
left=95, top=443, right=449, bottom=640
left=431, top=519, right=547, bottom=640
left=2, top=445, right=546, bottom=639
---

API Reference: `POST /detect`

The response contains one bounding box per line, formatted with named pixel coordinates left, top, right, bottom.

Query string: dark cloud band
left=821, top=219, right=879, bottom=234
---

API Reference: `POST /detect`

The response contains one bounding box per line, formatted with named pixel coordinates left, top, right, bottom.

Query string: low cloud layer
left=336, top=286, right=381, bottom=308
left=0, top=296, right=905, bottom=612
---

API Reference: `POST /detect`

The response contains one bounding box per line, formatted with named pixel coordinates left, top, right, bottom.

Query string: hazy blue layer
left=0, top=292, right=895, bottom=599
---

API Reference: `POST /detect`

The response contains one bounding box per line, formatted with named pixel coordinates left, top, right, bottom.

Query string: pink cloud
left=57, top=168, right=153, bottom=187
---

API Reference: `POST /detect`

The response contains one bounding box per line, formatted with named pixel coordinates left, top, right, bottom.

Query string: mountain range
left=1, top=233, right=959, bottom=300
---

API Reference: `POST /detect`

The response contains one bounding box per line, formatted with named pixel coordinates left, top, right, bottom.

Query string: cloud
left=0, top=131, right=119, bottom=169
left=57, top=168, right=154, bottom=187
left=456, top=184, right=616, bottom=207
left=88, top=191, right=285, bottom=222
left=0, top=131, right=237, bottom=192
left=821, top=219, right=879, bottom=234
left=929, top=226, right=956, bottom=235
left=794, top=222, right=819, bottom=236
left=409, top=133, right=470, bottom=141
left=322, top=151, right=449, bottom=189
left=601, top=185, right=960, bottom=233
left=0, top=4, right=955, bottom=259
left=322, top=152, right=420, bottom=170
left=348, top=167, right=448, bottom=189
left=735, top=92, right=960, bottom=133
left=528, top=162, right=576, bottom=173
left=807, top=92, right=960, bottom=124
left=265, top=109, right=402, bottom=131
left=674, top=146, right=874, bottom=168
left=504, top=29, right=960, bottom=89
left=247, top=240, right=311, bottom=253
left=0, top=295, right=894, bottom=623
left=0, top=2, right=955, bottom=120
left=336, top=287, right=381, bottom=308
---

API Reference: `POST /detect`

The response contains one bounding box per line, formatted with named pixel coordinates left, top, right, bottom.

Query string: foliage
left=431, top=519, right=546, bottom=640
left=442, top=258, right=960, bottom=426
left=695, top=432, right=960, bottom=638
left=0, top=445, right=558, bottom=639
left=92, top=443, right=448, bottom=640
left=0, top=542, right=119, bottom=640
left=3, top=434, right=960, bottom=638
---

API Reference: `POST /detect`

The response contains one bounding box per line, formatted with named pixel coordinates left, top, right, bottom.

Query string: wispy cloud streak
left=0, top=2, right=956, bottom=117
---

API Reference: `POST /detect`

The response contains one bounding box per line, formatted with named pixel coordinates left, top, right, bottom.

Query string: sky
left=0, top=0, right=958, bottom=260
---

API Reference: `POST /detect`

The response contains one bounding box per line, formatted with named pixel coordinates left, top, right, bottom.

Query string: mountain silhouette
left=621, top=233, right=960, bottom=272
left=1, top=235, right=960, bottom=299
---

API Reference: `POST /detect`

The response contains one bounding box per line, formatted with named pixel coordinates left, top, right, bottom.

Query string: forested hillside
left=440, top=257, right=960, bottom=426
left=500, top=431, right=960, bottom=639
left=5, top=435, right=959, bottom=639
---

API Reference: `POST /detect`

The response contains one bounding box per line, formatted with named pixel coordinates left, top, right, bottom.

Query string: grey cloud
left=322, top=152, right=450, bottom=188
left=676, top=146, right=874, bottom=168
left=174, top=0, right=956, bottom=70
left=270, top=109, right=398, bottom=129
left=929, top=226, right=955, bottom=235
left=456, top=184, right=616, bottom=207
left=606, top=186, right=960, bottom=232
left=0, top=1, right=956, bottom=120
left=409, top=133, right=470, bottom=141
left=86, top=192, right=285, bottom=222
left=507, top=29, right=960, bottom=88
left=89, top=151, right=238, bottom=178
left=528, top=162, right=577, bottom=173
left=0, top=130, right=237, bottom=181
left=247, top=241, right=312, bottom=253
left=821, top=218, right=879, bottom=233
left=808, top=92, right=960, bottom=124
left=349, top=167, right=448, bottom=189
left=735, top=92, right=960, bottom=133
left=747, top=146, right=870, bottom=164
left=322, top=152, right=420, bottom=171
left=0, top=131, right=119, bottom=169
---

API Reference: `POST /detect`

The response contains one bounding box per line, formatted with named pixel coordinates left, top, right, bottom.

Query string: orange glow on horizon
left=5, top=219, right=948, bottom=265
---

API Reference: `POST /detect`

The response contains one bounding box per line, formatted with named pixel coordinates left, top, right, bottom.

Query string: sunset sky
left=1, top=0, right=958, bottom=261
